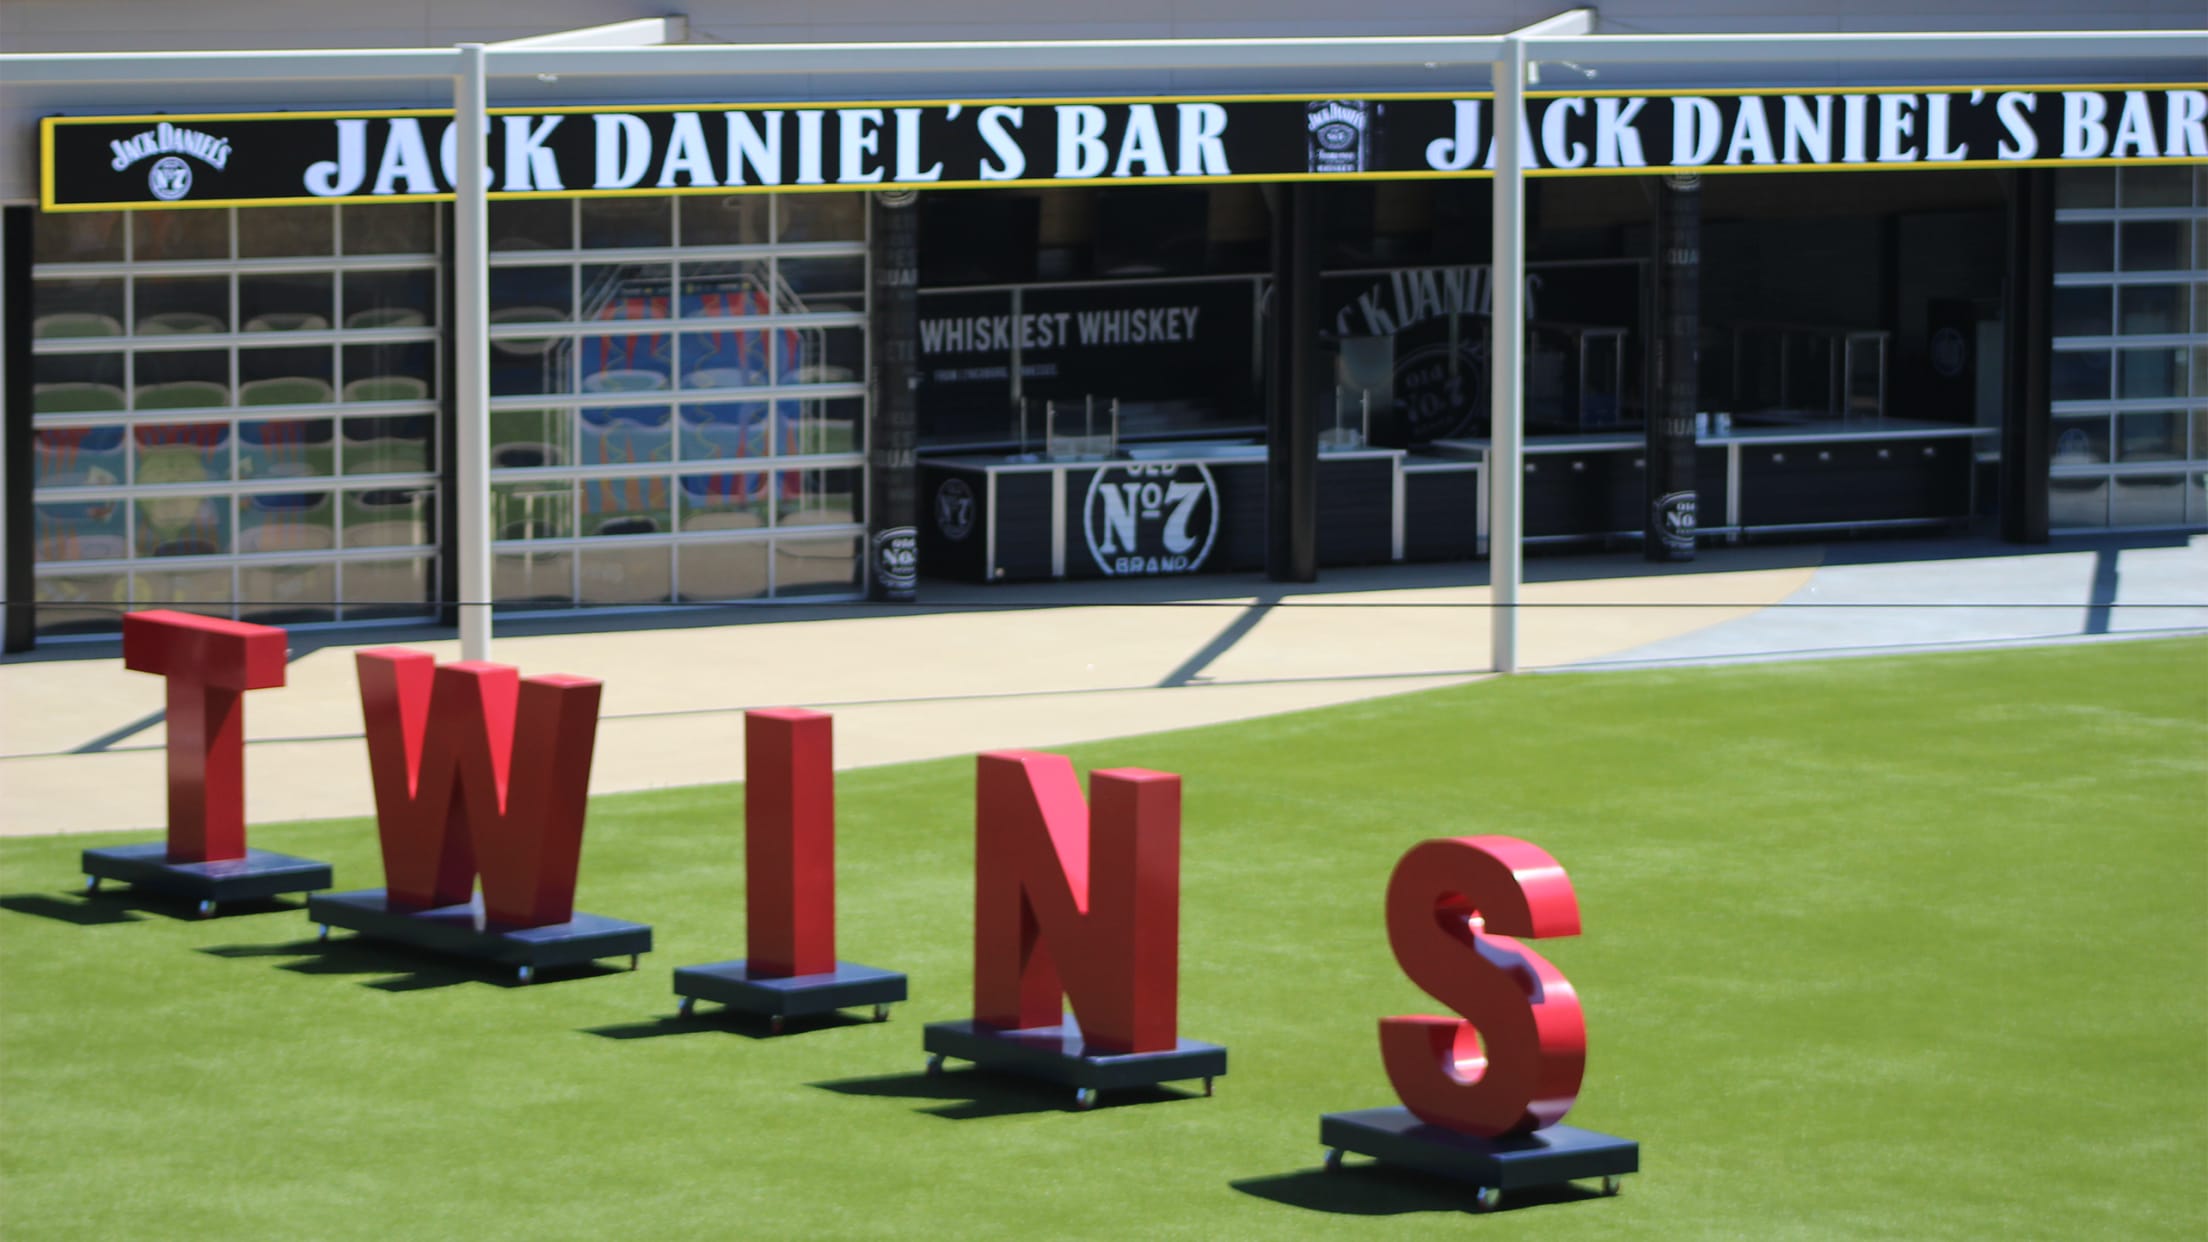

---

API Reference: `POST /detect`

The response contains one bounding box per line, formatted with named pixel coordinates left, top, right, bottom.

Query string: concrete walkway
left=3, top=532, right=2201, bottom=838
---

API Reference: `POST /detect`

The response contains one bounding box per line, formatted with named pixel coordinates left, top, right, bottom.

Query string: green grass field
left=4, top=638, right=2204, bottom=1240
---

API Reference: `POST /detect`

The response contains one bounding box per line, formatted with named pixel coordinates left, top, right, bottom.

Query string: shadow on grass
left=1231, top=1164, right=1608, bottom=1217
left=198, top=936, right=627, bottom=992
left=0, top=891, right=145, bottom=925
left=0, top=890, right=303, bottom=925
left=584, top=1009, right=876, bottom=1042
left=811, top=1068, right=1198, bottom=1120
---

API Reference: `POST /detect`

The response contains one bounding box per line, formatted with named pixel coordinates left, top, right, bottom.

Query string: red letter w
left=356, top=648, right=603, bottom=928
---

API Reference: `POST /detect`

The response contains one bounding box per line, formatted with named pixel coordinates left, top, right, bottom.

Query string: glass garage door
left=28, top=204, right=442, bottom=636
left=484, top=194, right=868, bottom=609
left=2048, top=166, right=2208, bottom=532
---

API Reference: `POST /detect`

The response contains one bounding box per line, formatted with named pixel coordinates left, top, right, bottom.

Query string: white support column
left=453, top=43, right=492, bottom=661
left=1488, top=37, right=1527, bottom=675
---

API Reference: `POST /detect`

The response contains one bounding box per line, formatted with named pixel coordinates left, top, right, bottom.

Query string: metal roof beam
left=488, top=16, right=688, bottom=50
left=1525, top=29, right=2208, bottom=66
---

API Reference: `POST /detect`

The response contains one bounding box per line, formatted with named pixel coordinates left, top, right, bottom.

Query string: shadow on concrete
left=810, top=1067, right=1197, bottom=1120
left=12, top=529, right=2190, bottom=668
left=1230, top=1163, right=1607, bottom=1217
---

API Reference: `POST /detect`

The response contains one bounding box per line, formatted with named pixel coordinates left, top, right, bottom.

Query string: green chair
left=344, top=308, right=429, bottom=330
left=32, top=382, right=127, bottom=414
left=133, top=381, right=231, bottom=411
left=243, top=312, right=331, bottom=333
left=135, top=311, right=226, bottom=335
left=33, top=312, right=124, bottom=339
left=240, top=377, right=336, bottom=406
left=342, top=376, right=431, bottom=403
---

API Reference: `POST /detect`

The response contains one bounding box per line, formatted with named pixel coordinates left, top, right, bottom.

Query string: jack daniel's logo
left=1306, top=100, right=1370, bottom=173
left=109, top=122, right=232, bottom=173
left=108, top=122, right=232, bottom=202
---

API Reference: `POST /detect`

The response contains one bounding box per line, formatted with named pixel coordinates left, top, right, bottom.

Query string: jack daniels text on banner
left=45, top=85, right=2207, bottom=210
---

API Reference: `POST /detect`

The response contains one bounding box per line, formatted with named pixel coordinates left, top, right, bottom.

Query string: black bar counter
left=918, top=419, right=1993, bottom=583
left=1431, top=418, right=1994, bottom=545
left=918, top=442, right=1409, bottom=583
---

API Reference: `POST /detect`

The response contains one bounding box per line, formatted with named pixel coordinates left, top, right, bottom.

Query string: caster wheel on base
left=1202, top=1076, right=1214, bottom=1097
left=516, top=965, right=535, bottom=985
left=628, top=954, right=639, bottom=971
left=1472, top=1187, right=1502, bottom=1213
left=83, top=876, right=100, bottom=895
left=317, top=923, right=331, bottom=942
left=871, top=1004, right=890, bottom=1023
left=924, top=1053, right=946, bottom=1076
left=1602, top=1175, right=1623, bottom=1197
left=677, top=996, right=696, bottom=1018
left=1323, top=1148, right=1344, bottom=1174
left=769, top=1015, right=786, bottom=1035
left=1073, top=1087, right=1098, bottom=1111
left=195, top=899, right=217, bottom=919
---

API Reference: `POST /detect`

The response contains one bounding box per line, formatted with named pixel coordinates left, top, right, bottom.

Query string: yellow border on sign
left=41, top=83, right=2208, bottom=211
left=40, top=82, right=2208, bottom=129
left=40, top=155, right=2208, bottom=213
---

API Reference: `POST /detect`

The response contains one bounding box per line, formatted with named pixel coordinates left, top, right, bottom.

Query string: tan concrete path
left=0, top=558, right=1816, bottom=837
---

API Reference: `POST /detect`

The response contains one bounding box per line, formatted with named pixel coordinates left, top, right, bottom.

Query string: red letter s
left=1379, top=835, right=1585, bottom=1137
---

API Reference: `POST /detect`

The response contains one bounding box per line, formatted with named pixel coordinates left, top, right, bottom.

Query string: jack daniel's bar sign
left=43, top=84, right=2206, bottom=210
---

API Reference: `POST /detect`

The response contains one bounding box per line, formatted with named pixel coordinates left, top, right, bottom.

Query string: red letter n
left=973, top=751, right=1181, bottom=1055
left=122, top=610, right=287, bottom=864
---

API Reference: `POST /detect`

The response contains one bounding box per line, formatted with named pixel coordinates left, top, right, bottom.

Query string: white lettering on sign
left=727, top=111, right=782, bottom=185
left=978, top=106, right=1027, bottom=179
left=1877, top=94, right=1920, bottom=163
left=1177, top=104, right=1231, bottom=175
left=305, top=120, right=368, bottom=196
left=1726, top=96, right=1777, bottom=166
left=373, top=118, right=439, bottom=196
left=594, top=114, right=651, bottom=189
left=1426, top=100, right=1481, bottom=171
left=100, top=86, right=2208, bottom=210
left=2064, top=92, right=2110, bottom=159
left=1673, top=97, right=1722, bottom=166
left=839, top=109, right=885, bottom=183
left=897, top=107, right=946, bottom=181
left=2111, top=91, right=2161, bottom=158
left=1593, top=97, right=1646, bottom=168
left=108, top=121, right=233, bottom=172
left=1542, top=97, right=1589, bottom=169
left=1995, top=92, right=2039, bottom=159
left=504, top=114, right=564, bottom=190
left=1056, top=106, right=1110, bottom=178
left=658, top=111, right=718, bottom=187
left=2172, top=91, right=2208, bottom=157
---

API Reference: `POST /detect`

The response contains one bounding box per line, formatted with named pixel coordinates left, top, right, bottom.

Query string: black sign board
left=1322, top=260, right=1644, bottom=442
left=915, top=279, right=1258, bottom=447
left=44, top=85, right=2206, bottom=210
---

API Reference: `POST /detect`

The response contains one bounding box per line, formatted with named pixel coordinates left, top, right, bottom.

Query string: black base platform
left=306, top=888, right=652, bottom=984
left=82, top=842, right=333, bottom=917
left=1320, top=1106, right=1638, bottom=1210
left=673, top=959, right=907, bottom=1032
left=922, top=1015, right=1226, bottom=1110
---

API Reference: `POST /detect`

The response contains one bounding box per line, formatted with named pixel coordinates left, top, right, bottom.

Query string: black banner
left=44, top=85, right=2206, bottom=209
left=915, top=279, right=1257, bottom=446
left=1321, top=260, right=1643, bottom=443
